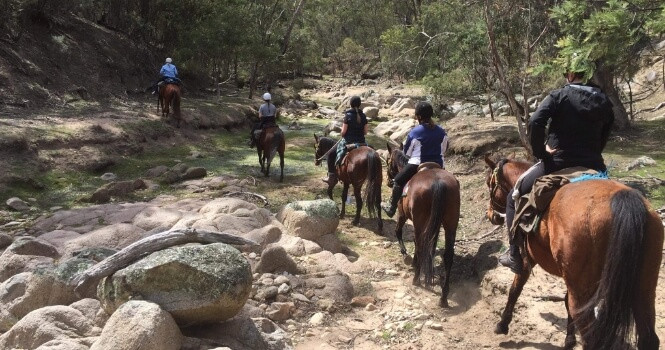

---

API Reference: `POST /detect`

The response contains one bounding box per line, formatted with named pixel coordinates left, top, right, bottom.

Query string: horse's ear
left=313, top=133, right=319, bottom=143
left=386, top=142, right=392, bottom=153
left=484, top=153, right=496, bottom=169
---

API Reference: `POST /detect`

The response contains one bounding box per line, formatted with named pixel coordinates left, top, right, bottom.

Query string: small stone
left=253, top=273, right=260, bottom=279
left=351, top=296, right=376, bottom=307
left=305, top=290, right=315, bottom=298
left=292, top=293, right=310, bottom=303
left=365, top=303, right=377, bottom=311
left=249, top=252, right=257, bottom=259
left=278, top=283, right=291, bottom=294
left=338, top=335, right=353, bottom=343
left=6, top=197, right=30, bottom=211
left=385, top=269, right=400, bottom=276
left=425, top=320, right=433, bottom=327
left=429, top=323, right=443, bottom=331
left=287, top=324, right=297, bottom=331
left=262, top=278, right=274, bottom=286
left=309, top=312, right=325, bottom=325
left=382, top=242, right=392, bottom=249
left=100, top=173, right=117, bottom=181
left=414, top=323, right=423, bottom=331
left=414, top=313, right=428, bottom=321
left=266, top=302, right=294, bottom=322
left=305, top=330, right=316, bottom=337
left=274, top=275, right=290, bottom=285
left=261, top=286, right=279, bottom=300
left=49, top=206, right=63, bottom=211
left=394, top=291, right=405, bottom=299
left=368, top=242, right=381, bottom=247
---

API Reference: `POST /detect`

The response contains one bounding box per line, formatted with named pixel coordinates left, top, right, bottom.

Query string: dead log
left=71, top=228, right=257, bottom=297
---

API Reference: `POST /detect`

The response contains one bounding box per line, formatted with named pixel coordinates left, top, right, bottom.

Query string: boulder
left=0, top=233, right=13, bottom=250
left=277, top=235, right=322, bottom=257
left=62, top=223, right=147, bottom=257
left=6, top=197, right=30, bottom=211
left=276, top=199, right=339, bottom=241
left=254, top=245, right=300, bottom=275
left=132, top=207, right=183, bottom=231
left=265, top=302, right=295, bottom=322
left=304, top=271, right=354, bottom=303
left=244, top=225, right=283, bottom=252
left=373, top=119, right=416, bottom=143
left=626, top=156, right=657, bottom=171
left=91, top=300, right=182, bottom=350
left=100, top=173, right=117, bottom=181
left=0, top=245, right=55, bottom=283
left=182, top=316, right=292, bottom=350
left=363, top=107, right=380, bottom=120
left=0, top=305, right=99, bottom=349
left=35, top=338, right=94, bottom=350
left=314, top=234, right=344, bottom=254
left=98, top=243, right=252, bottom=326
left=7, top=236, right=60, bottom=258
left=145, top=165, right=169, bottom=178
left=69, top=298, right=109, bottom=329
left=323, top=121, right=343, bottom=136
left=182, top=167, right=207, bottom=180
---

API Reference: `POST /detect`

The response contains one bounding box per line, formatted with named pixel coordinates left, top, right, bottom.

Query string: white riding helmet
left=165, top=57, right=172, bottom=63
left=262, top=92, right=271, bottom=101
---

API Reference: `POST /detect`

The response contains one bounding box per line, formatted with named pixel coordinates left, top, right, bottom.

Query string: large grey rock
left=277, top=235, right=323, bottom=257
left=0, top=305, right=99, bottom=349
left=0, top=245, right=55, bottom=283
left=90, top=300, right=182, bottom=350
left=62, top=223, right=147, bottom=257
left=0, top=233, right=13, bottom=251
left=373, top=118, right=416, bottom=143
left=304, top=271, right=354, bottom=303
left=182, top=167, right=207, bottom=180
left=8, top=236, right=60, bottom=258
left=69, top=298, right=109, bottom=329
left=363, top=106, right=379, bottom=120
left=244, top=225, right=283, bottom=252
left=6, top=197, right=30, bottom=211
left=182, top=316, right=292, bottom=350
left=277, top=199, right=339, bottom=241
left=98, top=243, right=252, bottom=326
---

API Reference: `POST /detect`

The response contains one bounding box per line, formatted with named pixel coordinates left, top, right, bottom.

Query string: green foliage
left=422, top=69, right=476, bottom=102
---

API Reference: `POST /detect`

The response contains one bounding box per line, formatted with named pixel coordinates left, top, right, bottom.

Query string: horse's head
left=484, top=154, right=509, bottom=225
left=314, top=134, right=333, bottom=166
left=386, top=142, right=406, bottom=188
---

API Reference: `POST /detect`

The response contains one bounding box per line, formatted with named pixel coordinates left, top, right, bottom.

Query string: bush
left=422, top=69, right=476, bottom=104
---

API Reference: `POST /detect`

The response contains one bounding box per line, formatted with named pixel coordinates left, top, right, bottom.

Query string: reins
left=315, top=138, right=342, bottom=163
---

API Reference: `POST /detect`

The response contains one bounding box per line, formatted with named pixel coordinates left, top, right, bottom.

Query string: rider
left=322, top=96, right=368, bottom=185
left=153, top=57, right=179, bottom=94
left=249, top=92, right=277, bottom=147
left=381, top=101, right=449, bottom=218
left=499, top=54, right=615, bottom=275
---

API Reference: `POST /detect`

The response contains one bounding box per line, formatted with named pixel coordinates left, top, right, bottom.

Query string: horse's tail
left=172, top=87, right=181, bottom=119
left=269, top=128, right=283, bottom=163
left=581, top=188, right=647, bottom=349
left=363, top=149, right=382, bottom=218
left=418, top=179, right=445, bottom=286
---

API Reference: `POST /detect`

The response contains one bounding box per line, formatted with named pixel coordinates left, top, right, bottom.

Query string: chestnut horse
left=314, top=135, right=383, bottom=232
left=485, top=156, right=663, bottom=350
left=257, top=126, right=285, bottom=182
left=158, top=83, right=182, bottom=127
left=386, top=144, right=460, bottom=307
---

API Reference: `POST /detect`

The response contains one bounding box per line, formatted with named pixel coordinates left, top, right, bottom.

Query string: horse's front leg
left=264, top=155, right=271, bottom=177
left=395, top=210, right=408, bottom=257
left=495, top=264, right=532, bottom=334
left=279, top=152, right=284, bottom=182
left=339, top=183, right=349, bottom=219
left=351, top=182, right=363, bottom=226
left=257, top=149, right=264, bottom=173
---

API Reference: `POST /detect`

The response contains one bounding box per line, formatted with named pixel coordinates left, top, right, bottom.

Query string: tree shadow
left=540, top=312, right=567, bottom=332
left=499, top=340, right=563, bottom=350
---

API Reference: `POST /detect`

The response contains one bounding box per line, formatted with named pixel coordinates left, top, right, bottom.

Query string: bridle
left=488, top=159, right=510, bottom=216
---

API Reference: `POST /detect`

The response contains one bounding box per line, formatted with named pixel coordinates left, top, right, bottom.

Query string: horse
left=313, top=135, right=383, bottom=232
left=385, top=143, right=460, bottom=308
left=256, top=126, right=285, bottom=182
left=484, top=155, right=663, bottom=350
left=158, top=83, right=182, bottom=128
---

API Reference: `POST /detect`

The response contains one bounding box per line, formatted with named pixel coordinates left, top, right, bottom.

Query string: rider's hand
left=546, top=144, right=558, bottom=155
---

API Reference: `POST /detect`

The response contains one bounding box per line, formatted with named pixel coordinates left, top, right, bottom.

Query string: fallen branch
left=223, top=191, right=268, bottom=206
left=535, top=295, right=566, bottom=302
left=71, top=228, right=257, bottom=297
left=457, top=225, right=503, bottom=244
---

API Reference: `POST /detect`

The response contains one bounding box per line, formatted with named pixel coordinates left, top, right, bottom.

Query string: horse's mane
left=393, top=149, right=409, bottom=168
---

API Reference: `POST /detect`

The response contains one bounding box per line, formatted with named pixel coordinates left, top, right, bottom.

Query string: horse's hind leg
left=563, top=291, right=577, bottom=349
left=257, top=149, right=264, bottom=173
left=439, top=224, right=456, bottom=308
left=495, top=264, right=532, bottom=335
left=279, top=152, right=284, bottom=182
left=339, top=183, right=349, bottom=219
left=351, top=183, right=362, bottom=226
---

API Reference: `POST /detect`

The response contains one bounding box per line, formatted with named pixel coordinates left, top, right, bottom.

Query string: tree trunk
left=592, top=66, right=630, bottom=129
left=248, top=61, right=259, bottom=99
left=281, top=0, right=306, bottom=56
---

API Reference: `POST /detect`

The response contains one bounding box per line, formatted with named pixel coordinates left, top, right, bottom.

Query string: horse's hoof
left=439, top=299, right=449, bottom=308
left=403, top=255, right=413, bottom=265
left=412, top=279, right=421, bottom=287
left=494, top=322, right=509, bottom=335
left=563, top=336, right=576, bottom=349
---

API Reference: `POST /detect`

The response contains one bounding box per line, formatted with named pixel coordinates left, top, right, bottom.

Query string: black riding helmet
left=415, top=101, right=434, bottom=120
left=350, top=96, right=361, bottom=108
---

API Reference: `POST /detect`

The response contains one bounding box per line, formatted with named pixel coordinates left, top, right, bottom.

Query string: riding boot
left=321, top=172, right=338, bottom=185
left=381, top=184, right=403, bottom=218
left=498, top=229, right=524, bottom=275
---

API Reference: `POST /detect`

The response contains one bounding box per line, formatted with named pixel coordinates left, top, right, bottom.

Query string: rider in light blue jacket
left=153, top=58, right=179, bottom=94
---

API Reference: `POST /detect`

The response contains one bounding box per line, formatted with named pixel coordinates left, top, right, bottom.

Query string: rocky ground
left=0, top=74, right=664, bottom=350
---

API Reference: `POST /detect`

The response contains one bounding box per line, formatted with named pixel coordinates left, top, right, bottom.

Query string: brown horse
left=386, top=144, right=460, bottom=308
left=484, top=155, right=663, bottom=350
left=158, top=83, right=182, bottom=128
left=257, top=126, right=285, bottom=182
left=313, top=135, right=383, bottom=232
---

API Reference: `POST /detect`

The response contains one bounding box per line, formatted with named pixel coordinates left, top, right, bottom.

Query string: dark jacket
left=529, top=83, right=614, bottom=171
left=343, top=109, right=368, bottom=144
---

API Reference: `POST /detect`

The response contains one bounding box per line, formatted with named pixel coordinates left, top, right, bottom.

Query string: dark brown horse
left=485, top=155, right=663, bottom=350
left=314, top=135, right=383, bottom=232
left=257, top=126, right=285, bottom=182
left=158, top=83, right=182, bottom=127
left=386, top=144, right=460, bottom=308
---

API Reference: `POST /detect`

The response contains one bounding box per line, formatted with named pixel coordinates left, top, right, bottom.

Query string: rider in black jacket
left=499, top=57, right=615, bottom=274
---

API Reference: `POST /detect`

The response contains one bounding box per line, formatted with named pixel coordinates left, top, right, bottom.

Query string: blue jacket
left=403, top=124, right=448, bottom=167
left=160, top=63, right=178, bottom=78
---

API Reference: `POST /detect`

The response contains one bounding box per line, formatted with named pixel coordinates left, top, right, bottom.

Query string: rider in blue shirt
left=382, top=101, right=449, bottom=217
left=153, top=58, right=179, bottom=94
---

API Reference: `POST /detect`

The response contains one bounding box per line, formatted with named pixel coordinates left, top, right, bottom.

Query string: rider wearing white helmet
left=153, top=57, right=179, bottom=94
left=249, top=92, right=278, bottom=147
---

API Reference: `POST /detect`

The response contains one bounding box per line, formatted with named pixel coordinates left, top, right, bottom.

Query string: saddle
left=402, top=162, right=444, bottom=197
left=252, top=123, right=279, bottom=143
left=511, top=167, right=609, bottom=236
left=336, top=142, right=368, bottom=166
